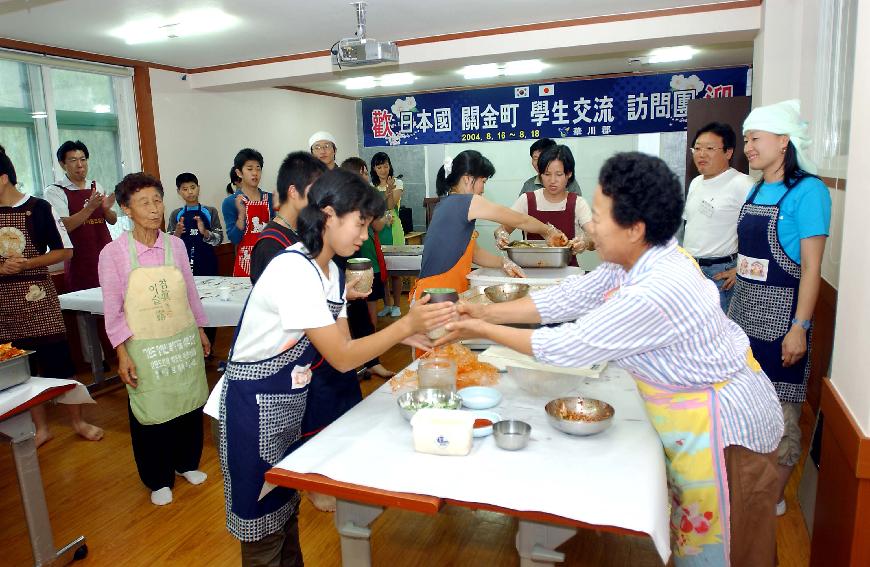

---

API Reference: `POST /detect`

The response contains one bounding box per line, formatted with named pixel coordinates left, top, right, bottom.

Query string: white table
left=268, top=358, right=670, bottom=566
left=381, top=245, right=422, bottom=276
left=58, top=276, right=252, bottom=386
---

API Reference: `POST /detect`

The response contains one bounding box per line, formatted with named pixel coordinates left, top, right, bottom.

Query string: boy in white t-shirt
left=683, top=122, right=755, bottom=312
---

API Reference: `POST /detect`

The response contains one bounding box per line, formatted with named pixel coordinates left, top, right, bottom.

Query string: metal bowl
left=506, top=241, right=572, bottom=268
left=397, top=388, right=463, bottom=421
left=484, top=283, right=530, bottom=303
left=545, top=397, right=615, bottom=436
left=493, top=420, right=531, bottom=450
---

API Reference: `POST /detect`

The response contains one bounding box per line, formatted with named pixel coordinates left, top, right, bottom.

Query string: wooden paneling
left=132, top=66, right=160, bottom=178
left=820, top=176, right=846, bottom=191
left=807, top=279, right=838, bottom=412
left=811, top=379, right=870, bottom=566
left=215, top=243, right=236, bottom=276
left=0, top=37, right=185, bottom=72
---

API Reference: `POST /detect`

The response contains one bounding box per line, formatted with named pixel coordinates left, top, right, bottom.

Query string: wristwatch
left=791, top=318, right=811, bottom=330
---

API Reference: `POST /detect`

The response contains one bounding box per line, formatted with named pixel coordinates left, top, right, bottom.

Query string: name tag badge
left=698, top=199, right=714, bottom=218
left=736, top=254, right=769, bottom=282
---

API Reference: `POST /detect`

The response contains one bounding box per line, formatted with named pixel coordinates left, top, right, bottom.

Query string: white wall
left=149, top=68, right=358, bottom=224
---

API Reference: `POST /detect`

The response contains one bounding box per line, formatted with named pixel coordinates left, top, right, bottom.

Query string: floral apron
left=233, top=194, right=270, bottom=277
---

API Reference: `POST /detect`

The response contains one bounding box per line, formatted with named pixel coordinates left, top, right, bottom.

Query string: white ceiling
left=0, top=0, right=746, bottom=69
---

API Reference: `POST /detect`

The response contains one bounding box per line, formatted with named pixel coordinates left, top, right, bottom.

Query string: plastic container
left=410, top=408, right=474, bottom=456
left=418, top=357, right=457, bottom=391
left=346, top=258, right=374, bottom=294
left=467, top=266, right=583, bottom=289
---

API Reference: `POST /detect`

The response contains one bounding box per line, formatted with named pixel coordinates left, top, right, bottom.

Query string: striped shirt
left=530, top=239, right=784, bottom=453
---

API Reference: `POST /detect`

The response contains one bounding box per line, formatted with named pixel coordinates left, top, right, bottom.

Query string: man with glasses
left=683, top=122, right=754, bottom=312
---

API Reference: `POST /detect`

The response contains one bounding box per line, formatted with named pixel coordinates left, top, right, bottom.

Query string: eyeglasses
left=64, top=157, right=88, bottom=164
left=690, top=146, right=725, bottom=154
left=312, top=144, right=333, bottom=152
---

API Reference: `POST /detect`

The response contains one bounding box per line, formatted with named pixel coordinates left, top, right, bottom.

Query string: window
left=0, top=52, right=141, bottom=237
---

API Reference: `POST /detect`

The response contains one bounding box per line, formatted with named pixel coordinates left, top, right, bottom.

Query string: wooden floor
left=1, top=310, right=812, bottom=566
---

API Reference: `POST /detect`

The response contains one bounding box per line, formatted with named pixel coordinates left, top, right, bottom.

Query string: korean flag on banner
left=514, top=86, right=529, bottom=98
left=538, top=84, right=555, bottom=96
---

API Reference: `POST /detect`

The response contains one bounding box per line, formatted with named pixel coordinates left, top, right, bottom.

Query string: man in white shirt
left=683, top=122, right=754, bottom=312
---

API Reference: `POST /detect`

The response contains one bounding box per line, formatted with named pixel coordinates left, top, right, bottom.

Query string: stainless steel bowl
left=484, top=283, right=530, bottom=303
left=397, top=388, right=463, bottom=421
left=506, top=241, right=572, bottom=268
left=493, top=420, right=531, bottom=450
left=545, top=397, right=615, bottom=436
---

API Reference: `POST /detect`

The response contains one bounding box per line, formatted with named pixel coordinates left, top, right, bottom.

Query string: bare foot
left=35, top=429, right=53, bottom=448
left=369, top=364, right=395, bottom=379
left=306, top=491, right=336, bottom=513
left=72, top=421, right=104, bottom=441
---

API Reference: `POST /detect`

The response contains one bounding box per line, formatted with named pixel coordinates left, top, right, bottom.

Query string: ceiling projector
left=331, top=1, right=399, bottom=67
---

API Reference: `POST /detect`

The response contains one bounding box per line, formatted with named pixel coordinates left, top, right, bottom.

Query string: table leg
left=334, top=499, right=384, bottom=567
left=0, top=411, right=87, bottom=566
left=79, top=313, right=104, bottom=384
left=516, top=520, right=576, bottom=566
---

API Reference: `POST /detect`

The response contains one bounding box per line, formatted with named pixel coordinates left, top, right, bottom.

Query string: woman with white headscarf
left=727, top=100, right=831, bottom=517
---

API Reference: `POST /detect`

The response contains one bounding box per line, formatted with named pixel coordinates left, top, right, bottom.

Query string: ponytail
left=297, top=168, right=386, bottom=258
left=435, top=150, right=496, bottom=196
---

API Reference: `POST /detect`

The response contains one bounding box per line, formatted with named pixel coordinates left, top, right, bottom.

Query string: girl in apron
left=222, top=148, right=274, bottom=278
left=97, top=173, right=210, bottom=507
left=211, top=168, right=456, bottom=565
left=413, top=150, right=565, bottom=302
left=728, top=100, right=830, bottom=514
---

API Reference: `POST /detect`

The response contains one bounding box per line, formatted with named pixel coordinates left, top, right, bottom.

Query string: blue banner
left=362, top=66, right=750, bottom=147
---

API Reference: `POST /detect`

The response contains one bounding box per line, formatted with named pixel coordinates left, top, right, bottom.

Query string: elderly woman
left=98, top=173, right=210, bottom=506
left=443, top=152, right=784, bottom=566
left=726, top=100, right=831, bottom=516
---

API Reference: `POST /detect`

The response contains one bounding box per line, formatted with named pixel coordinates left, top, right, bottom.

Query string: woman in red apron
left=443, top=152, right=784, bottom=566
left=495, top=145, right=594, bottom=267
left=0, top=145, right=103, bottom=446
left=221, top=148, right=274, bottom=277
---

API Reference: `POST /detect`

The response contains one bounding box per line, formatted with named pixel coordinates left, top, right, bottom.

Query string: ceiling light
left=343, top=76, right=377, bottom=89
left=648, top=46, right=696, bottom=64
left=110, top=8, right=238, bottom=45
left=460, top=64, right=501, bottom=80
left=503, top=59, right=548, bottom=76
left=380, top=73, right=416, bottom=87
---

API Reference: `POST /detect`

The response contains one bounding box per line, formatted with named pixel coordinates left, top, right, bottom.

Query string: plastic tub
left=467, top=267, right=583, bottom=289
left=410, top=408, right=474, bottom=456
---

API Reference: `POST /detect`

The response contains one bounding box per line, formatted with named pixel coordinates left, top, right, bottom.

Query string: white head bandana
left=443, top=156, right=453, bottom=177
left=742, top=99, right=817, bottom=174
left=308, top=131, right=337, bottom=150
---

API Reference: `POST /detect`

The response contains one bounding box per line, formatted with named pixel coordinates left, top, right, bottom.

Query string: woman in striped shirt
left=443, top=152, right=784, bottom=567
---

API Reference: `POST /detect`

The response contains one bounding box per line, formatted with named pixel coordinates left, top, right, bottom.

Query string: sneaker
left=776, top=499, right=786, bottom=516
left=377, top=306, right=392, bottom=317
left=390, top=306, right=401, bottom=317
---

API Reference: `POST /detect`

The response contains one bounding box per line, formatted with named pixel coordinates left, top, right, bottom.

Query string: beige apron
left=122, top=232, right=207, bottom=425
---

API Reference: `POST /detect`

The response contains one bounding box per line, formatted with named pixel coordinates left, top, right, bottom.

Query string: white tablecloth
left=0, top=377, right=94, bottom=417
left=274, top=358, right=671, bottom=562
left=58, top=276, right=252, bottom=327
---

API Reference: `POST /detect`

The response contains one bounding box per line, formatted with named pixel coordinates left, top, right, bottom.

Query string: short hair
left=233, top=148, right=264, bottom=172
left=369, top=152, right=394, bottom=186
left=115, top=172, right=164, bottom=207
left=529, top=138, right=556, bottom=157
left=340, top=157, right=368, bottom=176
left=692, top=122, right=737, bottom=152
left=57, top=140, right=89, bottom=163
left=276, top=151, right=327, bottom=204
left=175, top=172, right=198, bottom=189
left=598, top=152, right=684, bottom=247
left=537, top=145, right=575, bottom=179
left=0, top=145, right=17, bottom=186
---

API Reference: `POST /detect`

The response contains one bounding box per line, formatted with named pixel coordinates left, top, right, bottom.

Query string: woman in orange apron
left=221, top=148, right=274, bottom=277
left=442, top=152, right=784, bottom=566
left=413, top=150, right=566, bottom=301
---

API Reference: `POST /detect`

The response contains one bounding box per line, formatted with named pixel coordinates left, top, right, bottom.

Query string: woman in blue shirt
left=727, top=100, right=831, bottom=517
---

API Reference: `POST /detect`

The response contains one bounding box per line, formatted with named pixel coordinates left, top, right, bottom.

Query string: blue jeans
left=700, top=259, right=736, bottom=313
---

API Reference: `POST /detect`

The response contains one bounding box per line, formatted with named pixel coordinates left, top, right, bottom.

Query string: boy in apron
left=98, top=173, right=210, bottom=506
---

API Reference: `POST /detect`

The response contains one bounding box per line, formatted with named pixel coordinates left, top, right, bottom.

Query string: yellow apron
left=122, top=233, right=208, bottom=425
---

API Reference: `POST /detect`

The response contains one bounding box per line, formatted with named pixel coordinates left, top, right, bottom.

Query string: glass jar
left=418, top=356, right=457, bottom=391
left=345, top=258, right=374, bottom=294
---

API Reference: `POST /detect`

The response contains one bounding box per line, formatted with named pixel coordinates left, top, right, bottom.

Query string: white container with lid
left=410, top=408, right=474, bottom=456
left=466, top=266, right=583, bottom=289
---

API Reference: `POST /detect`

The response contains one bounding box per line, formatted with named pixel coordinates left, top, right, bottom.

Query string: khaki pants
left=725, top=445, right=779, bottom=567
left=240, top=514, right=303, bottom=567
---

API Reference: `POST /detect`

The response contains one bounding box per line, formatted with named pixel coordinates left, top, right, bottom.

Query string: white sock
left=151, top=487, right=172, bottom=506
left=176, top=470, right=207, bottom=485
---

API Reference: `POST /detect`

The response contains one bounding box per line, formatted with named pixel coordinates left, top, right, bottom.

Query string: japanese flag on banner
left=514, top=86, right=529, bottom=98
left=538, top=84, right=555, bottom=96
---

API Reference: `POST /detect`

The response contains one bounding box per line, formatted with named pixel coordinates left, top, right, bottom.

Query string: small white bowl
left=458, top=386, right=502, bottom=410
left=470, top=410, right=500, bottom=438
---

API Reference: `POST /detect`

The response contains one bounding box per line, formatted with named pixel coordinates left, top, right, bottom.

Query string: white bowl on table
left=458, top=386, right=502, bottom=410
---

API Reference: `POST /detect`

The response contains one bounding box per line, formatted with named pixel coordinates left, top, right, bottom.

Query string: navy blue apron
left=727, top=184, right=811, bottom=403
left=218, top=250, right=344, bottom=541
left=177, top=205, right=218, bottom=276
